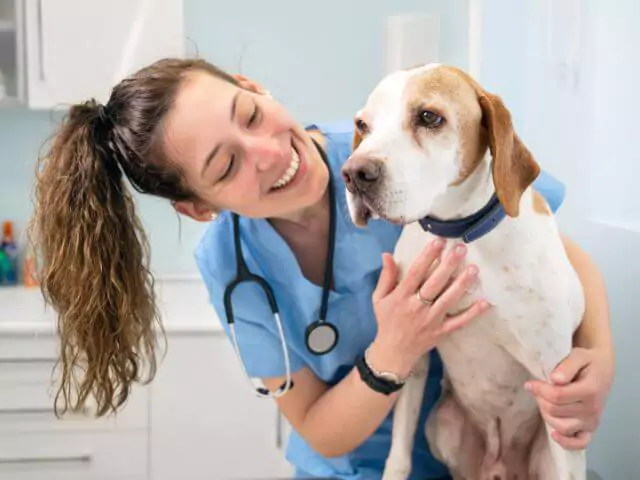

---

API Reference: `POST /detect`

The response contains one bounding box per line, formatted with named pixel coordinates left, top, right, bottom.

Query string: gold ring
left=415, top=289, right=435, bottom=306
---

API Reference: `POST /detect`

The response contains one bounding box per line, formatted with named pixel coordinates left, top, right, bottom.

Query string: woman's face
left=164, top=71, right=329, bottom=220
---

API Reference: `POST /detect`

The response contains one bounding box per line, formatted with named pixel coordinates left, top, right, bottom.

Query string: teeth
left=272, top=147, right=300, bottom=189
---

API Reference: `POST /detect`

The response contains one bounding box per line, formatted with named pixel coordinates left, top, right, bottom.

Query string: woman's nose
left=243, top=137, right=283, bottom=171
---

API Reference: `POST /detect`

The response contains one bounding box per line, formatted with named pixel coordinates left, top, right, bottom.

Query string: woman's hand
left=368, top=239, right=491, bottom=378
left=525, top=347, right=614, bottom=450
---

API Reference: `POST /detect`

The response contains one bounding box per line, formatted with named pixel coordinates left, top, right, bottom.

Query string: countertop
left=0, top=275, right=224, bottom=335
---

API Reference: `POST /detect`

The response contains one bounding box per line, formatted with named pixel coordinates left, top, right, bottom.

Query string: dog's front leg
left=382, top=353, right=430, bottom=480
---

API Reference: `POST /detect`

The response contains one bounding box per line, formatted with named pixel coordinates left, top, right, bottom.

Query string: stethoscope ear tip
left=254, top=378, right=295, bottom=398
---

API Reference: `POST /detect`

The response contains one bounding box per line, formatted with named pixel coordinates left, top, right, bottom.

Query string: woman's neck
left=270, top=188, right=330, bottom=234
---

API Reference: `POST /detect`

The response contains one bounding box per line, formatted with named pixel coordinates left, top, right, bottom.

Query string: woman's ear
left=232, top=74, right=272, bottom=97
left=173, top=200, right=218, bottom=222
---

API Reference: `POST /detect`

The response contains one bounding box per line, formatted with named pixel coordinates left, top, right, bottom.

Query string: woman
left=31, top=58, right=614, bottom=479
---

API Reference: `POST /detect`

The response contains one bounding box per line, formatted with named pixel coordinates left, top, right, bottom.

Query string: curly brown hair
left=28, top=58, right=238, bottom=417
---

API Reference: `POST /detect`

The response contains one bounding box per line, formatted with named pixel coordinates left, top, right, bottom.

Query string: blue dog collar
left=417, top=194, right=506, bottom=243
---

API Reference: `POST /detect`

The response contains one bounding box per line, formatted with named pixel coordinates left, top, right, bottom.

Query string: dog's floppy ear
left=477, top=91, right=540, bottom=217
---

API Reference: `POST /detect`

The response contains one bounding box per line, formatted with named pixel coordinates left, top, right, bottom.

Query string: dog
left=341, top=64, right=586, bottom=480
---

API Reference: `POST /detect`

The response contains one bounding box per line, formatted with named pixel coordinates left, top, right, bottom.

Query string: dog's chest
left=394, top=214, right=584, bottom=417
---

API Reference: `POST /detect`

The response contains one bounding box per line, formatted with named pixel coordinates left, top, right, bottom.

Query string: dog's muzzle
left=341, top=156, right=382, bottom=194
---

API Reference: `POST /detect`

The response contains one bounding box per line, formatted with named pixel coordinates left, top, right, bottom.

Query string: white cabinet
left=0, top=282, right=294, bottom=479
left=0, top=0, right=184, bottom=109
left=150, top=333, right=294, bottom=480
left=0, top=334, right=149, bottom=480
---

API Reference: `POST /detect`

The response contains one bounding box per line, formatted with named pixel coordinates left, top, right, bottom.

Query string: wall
left=480, top=0, right=639, bottom=477
left=0, top=0, right=469, bottom=276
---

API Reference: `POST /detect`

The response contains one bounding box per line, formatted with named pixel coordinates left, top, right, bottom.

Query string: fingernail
left=552, top=372, right=565, bottom=383
left=455, top=244, right=467, bottom=255
left=524, top=382, right=532, bottom=392
left=433, top=238, right=445, bottom=248
left=467, top=265, right=478, bottom=277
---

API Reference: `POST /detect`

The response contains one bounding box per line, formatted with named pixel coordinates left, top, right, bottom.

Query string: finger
left=418, top=243, right=467, bottom=302
left=551, top=348, right=590, bottom=385
left=428, top=264, right=479, bottom=319
left=525, top=379, right=586, bottom=405
left=543, top=414, right=584, bottom=438
left=373, top=253, right=399, bottom=302
left=398, top=239, right=445, bottom=295
left=551, top=430, right=592, bottom=450
left=536, top=395, right=584, bottom=419
left=439, top=300, right=490, bottom=335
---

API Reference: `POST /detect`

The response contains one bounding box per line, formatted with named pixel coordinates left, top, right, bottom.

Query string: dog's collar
left=417, top=193, right=506, bottom=243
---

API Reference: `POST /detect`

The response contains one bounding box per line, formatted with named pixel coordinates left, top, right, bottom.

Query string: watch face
left=378, top=372, right=401, bottom=384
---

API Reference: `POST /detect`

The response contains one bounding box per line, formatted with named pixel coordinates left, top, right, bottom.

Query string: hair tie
left=90, top=101, right=120, bottom=176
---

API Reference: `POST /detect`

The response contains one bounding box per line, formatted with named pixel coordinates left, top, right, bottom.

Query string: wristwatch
left=355, top=347, right=407, bottom=395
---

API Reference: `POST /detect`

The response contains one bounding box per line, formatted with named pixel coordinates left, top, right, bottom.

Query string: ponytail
left=29, top=100, right=160, bottom=417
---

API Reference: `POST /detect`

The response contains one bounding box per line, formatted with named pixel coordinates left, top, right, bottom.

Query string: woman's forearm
left=562, top=234, right=614, bottom=362
left=299, top=364, right=399, bottom=457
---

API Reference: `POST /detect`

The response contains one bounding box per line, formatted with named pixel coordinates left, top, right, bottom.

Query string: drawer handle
left=0, top=453, right=92, bottom=465
left=0, top=406, right=90, bottom=415
left=36, top=0, right=45, bottom=81
left=0, top=357, right=57, bottom=364
left=276, top=410, right=284, bottom=449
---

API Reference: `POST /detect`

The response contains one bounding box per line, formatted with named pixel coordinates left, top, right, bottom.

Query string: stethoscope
left=223, top=139, right=338, bottom=398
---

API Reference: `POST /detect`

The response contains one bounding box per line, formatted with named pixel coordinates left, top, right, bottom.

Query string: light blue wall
left=0, top=0, right=469, bottom=276
left=480, top=1, right=639, bottom=477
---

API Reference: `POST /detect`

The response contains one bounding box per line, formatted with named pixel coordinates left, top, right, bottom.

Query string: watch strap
left=355, top=353, right=404, bottom=395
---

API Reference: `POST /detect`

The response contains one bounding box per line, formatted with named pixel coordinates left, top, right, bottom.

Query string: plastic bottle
left=23, top=244, right=39, bottom=287
left=0, top=221, right=18, bottom=285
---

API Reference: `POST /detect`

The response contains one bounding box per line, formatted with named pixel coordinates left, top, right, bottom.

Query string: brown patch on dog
left=443, top=66, right=541, bottom=217
left=532, top=190, right=551, bottom=216
left=402, top=67, right=489, bottom=187
left=352, top=128, right=363, bottom=152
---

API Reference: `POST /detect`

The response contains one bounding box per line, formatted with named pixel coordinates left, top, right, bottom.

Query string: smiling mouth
left=270, top=143, right=301, bottom=191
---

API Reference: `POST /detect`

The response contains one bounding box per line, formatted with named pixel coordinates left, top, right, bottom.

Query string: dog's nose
left=341, top=157, right=381, bottom=193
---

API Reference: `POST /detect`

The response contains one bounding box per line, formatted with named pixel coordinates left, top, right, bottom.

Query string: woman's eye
left=247, top=105, right=260, bottom=128
left=219, top=154, right=235, bottom=181
left=419, top=110, right=445, bottom=129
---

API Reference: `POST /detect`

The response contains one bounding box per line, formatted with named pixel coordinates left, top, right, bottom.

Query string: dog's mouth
left=349, top=193, right=409, bottom=227
left=350, top=194, right=374, bottom=227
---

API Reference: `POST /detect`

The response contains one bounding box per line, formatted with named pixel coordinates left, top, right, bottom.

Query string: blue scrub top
left=194, top=119, right=566, bottom=480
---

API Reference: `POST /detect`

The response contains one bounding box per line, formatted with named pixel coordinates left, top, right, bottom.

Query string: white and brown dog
left=341, top=64, right=586, bottom=480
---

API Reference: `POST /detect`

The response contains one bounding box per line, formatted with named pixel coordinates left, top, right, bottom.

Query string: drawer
left=0, top=430, right=147, bottom=480
left=0, top=335, right=59, bottom=385
left=0, top=334, right=59, bottom=362
left=0, top=355, right=58, bottom=385
left=0, top=379, right=149, bottom=434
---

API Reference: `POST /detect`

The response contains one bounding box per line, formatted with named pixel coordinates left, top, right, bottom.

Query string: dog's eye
left=419, top=110, right=444, bottom=129
left=355, top=119, right=369, bottom=134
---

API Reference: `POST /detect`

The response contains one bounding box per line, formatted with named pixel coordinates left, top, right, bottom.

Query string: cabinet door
left=0, top=0, right=26, bottom=104
left=22, top=0, right=183, bottom=109
left=150, top=334, right=294, bottom=480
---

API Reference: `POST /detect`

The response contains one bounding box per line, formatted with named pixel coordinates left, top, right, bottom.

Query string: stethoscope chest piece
left=305, top=319, right=339, bottom=355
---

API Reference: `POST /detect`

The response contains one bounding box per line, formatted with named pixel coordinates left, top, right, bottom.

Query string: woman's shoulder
left=193, top=213, right=236, bottom=288
left=305, top=119, right=358, bottom=189
left=533, top=169, right=566, bottom=213
left=306, top=119, right=355, bottom=137
left=305, top=119, right=354, bottom=154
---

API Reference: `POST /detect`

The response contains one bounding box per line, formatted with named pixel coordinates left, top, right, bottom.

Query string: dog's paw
left=382, top=458, right=412, bottom=480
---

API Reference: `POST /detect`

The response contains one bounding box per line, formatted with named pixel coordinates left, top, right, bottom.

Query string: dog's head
left=341, top=64, right=540, bottom=227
